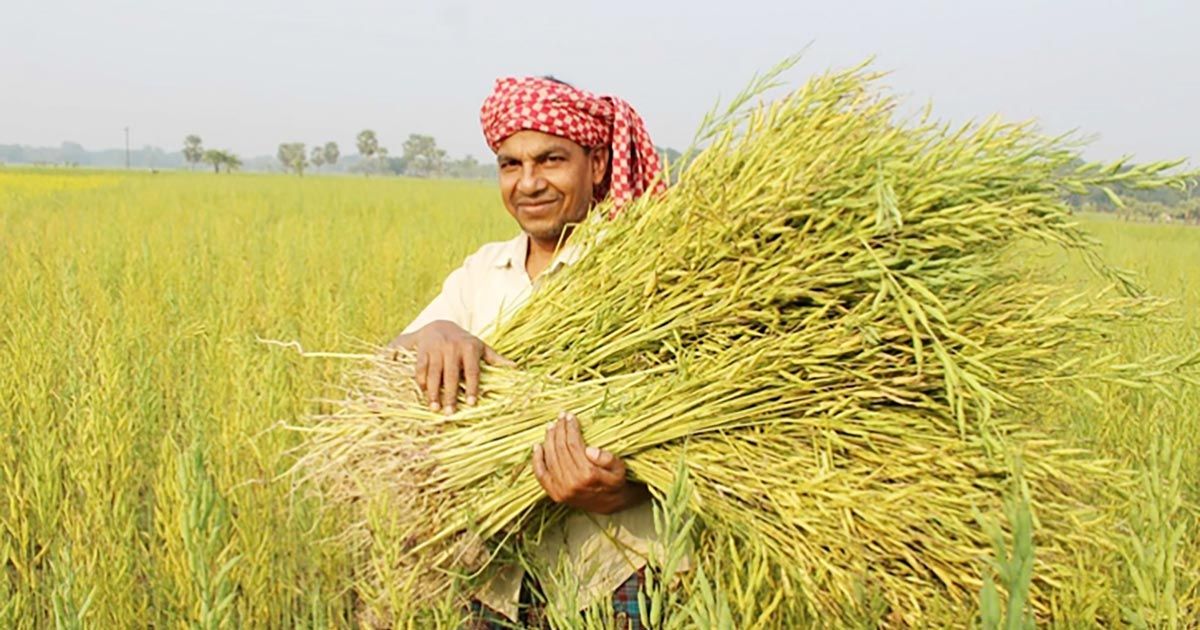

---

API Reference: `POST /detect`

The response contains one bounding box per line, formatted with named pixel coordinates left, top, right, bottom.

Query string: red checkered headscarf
left=480, top=76, right=666, bottom=214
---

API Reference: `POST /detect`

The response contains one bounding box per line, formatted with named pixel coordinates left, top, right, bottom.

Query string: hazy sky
left=2, top=0, right=1196, bottom=164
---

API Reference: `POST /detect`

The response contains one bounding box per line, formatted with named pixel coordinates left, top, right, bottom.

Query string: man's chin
left=521, top=220, right=567, bottom=245
left=527, top=228, right=567, bottom=245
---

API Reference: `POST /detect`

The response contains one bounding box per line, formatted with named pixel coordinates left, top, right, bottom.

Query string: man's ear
left=590, top=146, right=611, bottom=187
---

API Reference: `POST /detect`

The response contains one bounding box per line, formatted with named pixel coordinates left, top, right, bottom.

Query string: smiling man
left=387, top=76, right=668, bottom=627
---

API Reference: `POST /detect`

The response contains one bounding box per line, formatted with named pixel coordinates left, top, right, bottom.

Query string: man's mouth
left=518, top=199, right=558, bottom=214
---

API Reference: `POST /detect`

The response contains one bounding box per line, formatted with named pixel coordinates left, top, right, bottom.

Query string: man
left=387, top=76, right=669, bottom=627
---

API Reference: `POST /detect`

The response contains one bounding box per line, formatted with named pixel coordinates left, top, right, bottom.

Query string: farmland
left=1, top=169, right=1197, bottom=626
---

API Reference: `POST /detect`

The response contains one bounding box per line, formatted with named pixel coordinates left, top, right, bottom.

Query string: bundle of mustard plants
left=293, top=59, right=1196, bottom=624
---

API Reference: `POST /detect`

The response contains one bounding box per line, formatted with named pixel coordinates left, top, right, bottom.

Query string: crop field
left=1, top=169, right=1197, bottom=627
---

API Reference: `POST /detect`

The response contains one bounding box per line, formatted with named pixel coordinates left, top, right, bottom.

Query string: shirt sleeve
left=401, top=263, right=472, bottom=335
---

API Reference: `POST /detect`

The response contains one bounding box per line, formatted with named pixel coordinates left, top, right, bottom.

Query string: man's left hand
left=532, top=411, right=649, bottom=515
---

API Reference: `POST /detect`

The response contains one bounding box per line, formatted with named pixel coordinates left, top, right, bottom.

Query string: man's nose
left=517, top=164, right=546, bottom=195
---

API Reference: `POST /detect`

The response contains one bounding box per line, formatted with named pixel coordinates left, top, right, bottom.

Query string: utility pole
left=124, top=126, right=131, bottom=169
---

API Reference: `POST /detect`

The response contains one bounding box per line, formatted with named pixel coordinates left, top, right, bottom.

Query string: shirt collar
left=492, top=231, right=582, bottom=274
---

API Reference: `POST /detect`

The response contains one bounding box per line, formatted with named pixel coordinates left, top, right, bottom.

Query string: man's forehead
left=496, top=130, right=585, bottom=158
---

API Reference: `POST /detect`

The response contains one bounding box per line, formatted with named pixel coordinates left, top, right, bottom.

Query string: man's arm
left=532, top=411, right=650, bottom=515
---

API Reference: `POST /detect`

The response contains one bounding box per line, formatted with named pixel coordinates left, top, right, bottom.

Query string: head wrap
left=480, top=76, right=666, bottom=214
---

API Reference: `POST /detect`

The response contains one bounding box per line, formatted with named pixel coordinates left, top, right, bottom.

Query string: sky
left=1, top=0, right=1197, bottom=164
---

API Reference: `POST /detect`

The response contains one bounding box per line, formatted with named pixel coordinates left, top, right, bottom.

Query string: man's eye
left=547, top=155, right=565, bottom=163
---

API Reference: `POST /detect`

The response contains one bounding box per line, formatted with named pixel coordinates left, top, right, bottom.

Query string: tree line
left=4, top=135, right=686, bottom=181
left=181, top=131, right=494, bottom=179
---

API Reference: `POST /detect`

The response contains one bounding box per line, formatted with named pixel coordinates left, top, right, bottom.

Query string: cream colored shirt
left=402, top=232, right=663, bottom=621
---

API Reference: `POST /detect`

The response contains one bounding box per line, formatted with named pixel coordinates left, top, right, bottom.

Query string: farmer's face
left=496, top=130, right=609, bottom=247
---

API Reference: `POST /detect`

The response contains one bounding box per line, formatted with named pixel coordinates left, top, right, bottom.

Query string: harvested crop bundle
left=294, top=61, right=1195, bottom=625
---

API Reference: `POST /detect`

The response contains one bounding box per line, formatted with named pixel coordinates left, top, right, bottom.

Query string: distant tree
left=322, top=141, right=340, bottom=168
left=201, top=149, right=222, bottom=173
left=201, top=149, right=241, bottom=173
left=222, top=152, right=242, bottom=173
left=277, top=142, right=308, bottom=176
left=310, top=145, right=326, bottom=169
left=402, top=134, right=447, bottom=178
left=183, top=135, right=204, bottom=170
left=472, top=156, right=498, bottom=179
left=376, top=146, right=390, bottom=175
left=446, top=154, right=483, bottom=178
left=356, top=130, right=379, bottom=175
left=383, top=155, right=407, bottom=175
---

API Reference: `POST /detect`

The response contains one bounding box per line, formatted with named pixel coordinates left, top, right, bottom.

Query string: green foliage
left=977, top=458, right=1036, bottom=630
left=276, top=142, right=307, bottom=176
left=640, top=455, right=698, bottom=629
left=350, top=131, right=392, bottom=176
left=201, top=149, right=241, bottom=174
left=444, top=153, right=496, bottom=179
left=1122, top=430, right=1187, bottom=629
left=321, top=141, right=339, bottom=167
left=49, top=546, right=96, bottom=630
left=401, top=133, right=447, bottom=178
left=356, top=129, right=379, bottom=158
left=355, top=129, right=380, bottom=177
left=183, top=135, right=204, bottom=169
left=176, top=443, right=240, bottom=629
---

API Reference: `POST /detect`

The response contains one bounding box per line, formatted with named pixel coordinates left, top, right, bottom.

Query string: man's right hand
left=387, top=320, right=514, bottom=414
